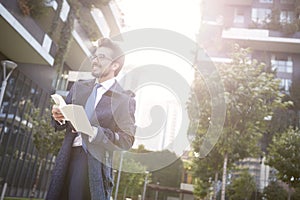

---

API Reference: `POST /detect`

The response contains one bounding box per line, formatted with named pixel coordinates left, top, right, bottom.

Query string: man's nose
left=91, top=59, right=98, bottom=66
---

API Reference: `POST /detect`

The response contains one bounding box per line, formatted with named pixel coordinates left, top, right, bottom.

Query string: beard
left=91, top=70, right=101, bottom=78
left=91, top=65, right=110, bottom=78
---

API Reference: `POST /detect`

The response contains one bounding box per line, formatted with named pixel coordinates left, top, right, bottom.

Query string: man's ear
left=111, top=62, right=120, bottom=72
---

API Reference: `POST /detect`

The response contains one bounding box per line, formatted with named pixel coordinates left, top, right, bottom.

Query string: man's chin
left=91, top=72, right=100, bottom=78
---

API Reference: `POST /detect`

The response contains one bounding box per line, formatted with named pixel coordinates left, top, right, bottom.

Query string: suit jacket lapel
left=90, top=82, right=124, bottom=124
left=72, top=79, right=95, bottom=106
left=71, top=80, right=125, bottom=125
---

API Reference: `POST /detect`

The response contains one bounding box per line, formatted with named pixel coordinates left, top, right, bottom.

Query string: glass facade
left=0, top=68, right=55, bottom=198
left=271, top=56, right=293, bottom=93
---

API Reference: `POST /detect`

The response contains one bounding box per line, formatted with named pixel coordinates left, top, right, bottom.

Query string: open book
left=51, top=94, right=94, bottom=137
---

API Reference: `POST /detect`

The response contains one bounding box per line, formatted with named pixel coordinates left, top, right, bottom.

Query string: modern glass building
left=196, top=0, right=300, bottom=193
left=0, top=0, right=123, bottom=198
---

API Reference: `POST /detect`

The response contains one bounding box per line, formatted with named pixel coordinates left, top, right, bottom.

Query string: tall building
left=0, top=0, right=123, bottom=198
left=196, top=0, right=300, bottom=192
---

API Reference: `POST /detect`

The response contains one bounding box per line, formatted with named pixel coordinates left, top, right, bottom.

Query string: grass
left=4, top=198, right=42, bottom=200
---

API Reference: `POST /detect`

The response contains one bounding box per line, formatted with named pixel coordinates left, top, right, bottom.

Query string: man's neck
left=98, top=75, right=114, bottom=83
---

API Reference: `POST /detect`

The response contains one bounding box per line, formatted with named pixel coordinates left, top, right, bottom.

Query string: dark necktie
left=85, top=83, right=101, bottom=120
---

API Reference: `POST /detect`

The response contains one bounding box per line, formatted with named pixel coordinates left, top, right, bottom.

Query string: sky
left=118, top=0, right=201, bottom=40
left=116, top=0, right=201, bottom=152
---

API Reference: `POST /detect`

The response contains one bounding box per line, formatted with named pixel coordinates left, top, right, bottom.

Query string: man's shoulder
left=99, top=82, right=135, bottom=107
left=71, top=79, right=95, bottom=88
left=110, top=82, right=135, bottom=98
left=122, top=90, right=135, bottom=98
left=77, top=79, right=95, bottom=85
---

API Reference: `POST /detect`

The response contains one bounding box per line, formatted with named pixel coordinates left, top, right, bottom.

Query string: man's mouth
left=92, top=64, right=101, bottom=70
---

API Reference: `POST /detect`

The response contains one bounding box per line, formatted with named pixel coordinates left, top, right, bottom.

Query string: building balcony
left=0, top=0, right=56, bottom=65
left=222, top=28, right=300, bottom=53
left=224, top=0, right=253, bottom=6
left=66, top=1, right=123, bottom=71
left=0, top=0, right=122, bottom=71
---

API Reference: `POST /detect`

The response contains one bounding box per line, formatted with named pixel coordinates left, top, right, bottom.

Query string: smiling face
left=91, top=46, right=120, bottom=82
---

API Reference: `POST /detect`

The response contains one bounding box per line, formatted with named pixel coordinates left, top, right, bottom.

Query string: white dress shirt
left=72, top=78, right=116, bottom=147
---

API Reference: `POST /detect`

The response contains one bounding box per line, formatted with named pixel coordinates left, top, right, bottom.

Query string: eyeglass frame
left=90, top=53, right=114, bottom=63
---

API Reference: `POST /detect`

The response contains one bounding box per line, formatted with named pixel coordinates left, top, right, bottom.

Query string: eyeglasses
left=90, top=54, right=113, bottom=62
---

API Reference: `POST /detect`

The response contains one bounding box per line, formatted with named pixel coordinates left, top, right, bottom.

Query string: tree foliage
left=189, top=44, right=288, bottom=159
left=267, top=127, right=300, bottom=188
left=113, top=156, right=147, bottom=200
left=47, top=0, right=113, bottom=89
left=188, top=45, right=290, bottom=200
left=193, top=178, right=211, bottom=200
left=128, top=145, right=183, bottom=189
left=263, top=181, right=288, bottom=200
left=18, top=0, right=52, bottom=17
left=192, top=148, right=224, bottom=198
left=226, top=170, right=256, bottom=200
left=112, top=145, right=183, bottom=199
left=292, top=187, right=300, bottom=200
left=24, top=101, right=64, bottom=197
left=289, top=73, right=300, bottom=128
left=25, top=102, right=64, bottom=157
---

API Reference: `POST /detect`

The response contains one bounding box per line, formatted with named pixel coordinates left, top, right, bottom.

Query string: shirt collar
left=95, top=78, right=115, bottom=91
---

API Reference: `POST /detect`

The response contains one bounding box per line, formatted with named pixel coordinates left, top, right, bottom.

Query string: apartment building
left=196, top=0, right=300, bottom=193
left=0, top=0, right=123, bottom=198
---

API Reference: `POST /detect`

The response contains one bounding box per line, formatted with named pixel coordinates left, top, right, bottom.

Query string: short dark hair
left=97, top=38, right=125, bottom=76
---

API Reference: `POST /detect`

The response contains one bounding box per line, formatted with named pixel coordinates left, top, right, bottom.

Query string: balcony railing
left=0, top=0, right=56, bottom=65
left=224, top=0, right=253, bottom=6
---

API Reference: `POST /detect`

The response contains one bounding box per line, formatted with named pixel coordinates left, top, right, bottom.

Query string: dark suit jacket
left=46, top=79, right=136, bottom=200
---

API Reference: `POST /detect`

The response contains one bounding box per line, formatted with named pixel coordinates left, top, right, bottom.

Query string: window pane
left=260, top=0, right=273, bottom=3
left=252, top=8, right=271, bottom=24
left=271, top=58, right=293, bottom=73
left=280, top=10, right=294, bottom=23
left=234, top=8, right=245, bottom=23
left=280, top=0, right=294, bottom=4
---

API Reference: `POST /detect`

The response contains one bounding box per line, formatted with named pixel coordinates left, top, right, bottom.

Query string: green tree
left=292, top=186, right=300, bottom=200
left=51, top=0, right=81, bottom=90
left=129, top=146, right=183, bottom=189
left=20, top=0, right=113, bottom=90
left=263, top=181, right=288, bottom=200
left=25, top=101, right=64, bottom=197
left=123, top=145, right=183, bottom=199
left=18, top=0, right=52, bottom=17
left=193, top=178, right=211, bottom=200
left=150, top=157, right=183, bottom=199
left=47, top=0, right=112, bottom=89
left=188, top=45, right=290, bottom=200
left=226, top=170, right=256, bottom=200
left=113, top=156, right=147, bottom=200
left=267, top=127, right=300, bottom=200
left=192, top=148, right=224, bottom=200
left=289, top=74, right=300, bottom=129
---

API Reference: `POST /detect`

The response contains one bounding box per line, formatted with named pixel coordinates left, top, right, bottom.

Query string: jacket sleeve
left=86, top=94, right=136, bottom=151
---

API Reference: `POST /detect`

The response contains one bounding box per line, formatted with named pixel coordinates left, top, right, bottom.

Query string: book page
left=51, top=94, right=66, bottom=107
left=60, top=105, right=94, bottom=137
left=51, top=94, right=94, bottom=137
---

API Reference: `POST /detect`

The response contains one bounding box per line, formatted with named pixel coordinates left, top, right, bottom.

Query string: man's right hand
left=51, top=105, right=65, bottom=122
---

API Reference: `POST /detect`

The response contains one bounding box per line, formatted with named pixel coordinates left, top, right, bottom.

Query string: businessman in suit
left=47, top=38, right=136, bottom=200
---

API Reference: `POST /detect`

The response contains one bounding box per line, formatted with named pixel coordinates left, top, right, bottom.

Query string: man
left=47, top=38, right=136, bottom=200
